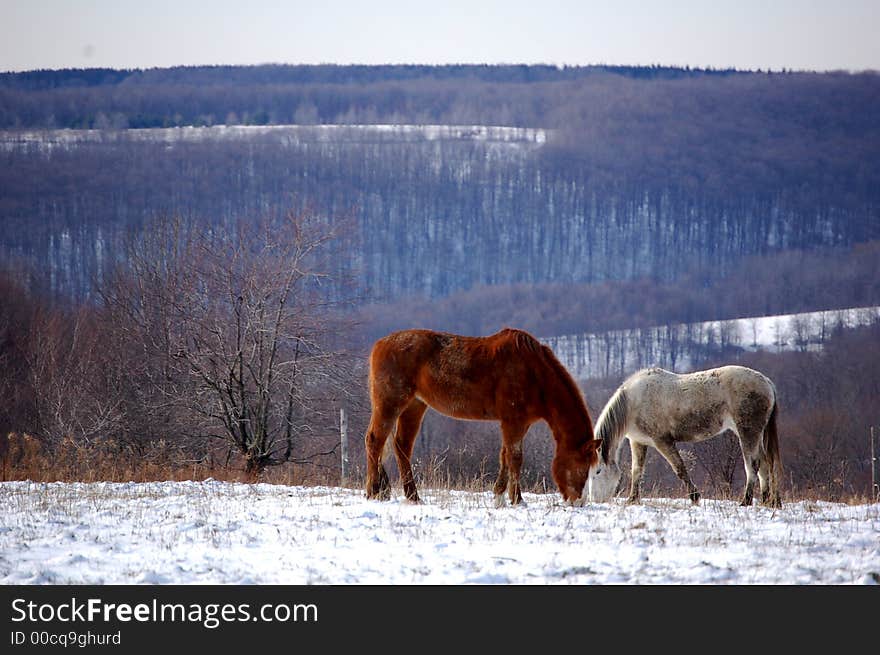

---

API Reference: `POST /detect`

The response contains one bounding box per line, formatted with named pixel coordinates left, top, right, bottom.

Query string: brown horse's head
left=552, top=438, right=602, bottom=504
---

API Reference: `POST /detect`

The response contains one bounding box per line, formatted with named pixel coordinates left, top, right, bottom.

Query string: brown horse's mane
left=495, top=327, right=593, bottom=443
left=486, top=327, right=543, bottom=354
left=540, top=346, right=594, bottom=433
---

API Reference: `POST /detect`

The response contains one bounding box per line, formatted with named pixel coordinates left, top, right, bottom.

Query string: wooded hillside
left=3, top=66, right=877, bottom=305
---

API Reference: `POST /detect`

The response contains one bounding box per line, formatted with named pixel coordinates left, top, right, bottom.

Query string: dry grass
left=0, top=432, right=335, bottom=486
left=2, top=432, right=875, bottom=505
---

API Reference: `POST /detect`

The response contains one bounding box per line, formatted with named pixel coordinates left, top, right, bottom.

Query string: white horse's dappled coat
left=587, top=365, right=782, bottom=507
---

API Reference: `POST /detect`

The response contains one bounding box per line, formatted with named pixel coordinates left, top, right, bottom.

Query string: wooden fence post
left=871, top=426, right=877, bottom=502
left=340, top=407, right=348, bottom=485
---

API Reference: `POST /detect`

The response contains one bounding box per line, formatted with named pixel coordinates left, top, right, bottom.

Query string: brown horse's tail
left=763, top=398, right=783, bottom=507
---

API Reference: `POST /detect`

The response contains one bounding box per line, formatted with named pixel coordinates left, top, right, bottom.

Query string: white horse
left=588, top=365, right=782, bottom=507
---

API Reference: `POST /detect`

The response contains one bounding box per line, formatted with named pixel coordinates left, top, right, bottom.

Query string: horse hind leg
left=393, top=399, right=428, bottom=503
left=734, top=392, right=777, bottom=507
left=758, top=454, right=782, bottom=508
left=736, top=431, right=764, bottom=506
left=758, top=457, right=772, bottom=505
left=740, top=453, right=760, bottom=506
left=364, top=411, right=398, bottom=501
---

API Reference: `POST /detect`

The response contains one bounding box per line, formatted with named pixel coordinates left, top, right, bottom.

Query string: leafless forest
left=1, top=65, right=878, bottom=501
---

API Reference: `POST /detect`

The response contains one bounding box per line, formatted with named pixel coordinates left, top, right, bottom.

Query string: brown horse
left=363, top=328, right=601, bottom=505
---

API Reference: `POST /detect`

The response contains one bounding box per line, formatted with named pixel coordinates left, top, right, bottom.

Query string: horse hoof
left=366, top=487, right=392, bottom=501
left=761, top=493, right=782, bottom=508
left=689, top=491, right=701, bottom=505
left=493, top=494, right=507, bottom=508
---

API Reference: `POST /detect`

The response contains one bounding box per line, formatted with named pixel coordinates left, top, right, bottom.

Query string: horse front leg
left=507, top=441, right=525, bottom=505
left=500, top=422, right=528, bottom=506
left=492, top=445, right=510, bottom=507
left=627, top=441, right=648, bottom=504
left=653, top=437, right=701, bottom=504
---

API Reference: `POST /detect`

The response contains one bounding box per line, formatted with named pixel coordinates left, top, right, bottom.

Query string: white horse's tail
left=763, top=398, right=783, bottom=506
left=594, top=387, right=628, bottom=465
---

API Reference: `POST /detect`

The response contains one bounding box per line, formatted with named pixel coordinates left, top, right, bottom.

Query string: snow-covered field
left=1, top=481, right=877, bottom=585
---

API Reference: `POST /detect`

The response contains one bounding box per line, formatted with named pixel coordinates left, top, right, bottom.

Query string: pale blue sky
left=2, top=0, right=878, bottom=73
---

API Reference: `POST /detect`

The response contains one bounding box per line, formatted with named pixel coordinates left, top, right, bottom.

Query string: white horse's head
left=587, top=457, right=622, bottom=502
left=586, top=385, right=628, bottom=502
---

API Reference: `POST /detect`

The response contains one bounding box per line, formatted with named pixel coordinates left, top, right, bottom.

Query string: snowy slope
left=0, top=124, right=548, bottom=151
left=1, top=481, right=877, bottom=585
left=546, top=305, right=880, bottom=380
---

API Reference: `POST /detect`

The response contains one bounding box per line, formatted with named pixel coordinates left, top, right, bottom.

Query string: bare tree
left=747, top=317, right=760, bottom=349
left=718, top=319, right=740, bottom=351
left=773, top=318, right=786, bottom=352
left=25, top=306, right=126, bottom=447
left=102, top=211, right=349, bottom=477
left=788, top=314, right=812, bottom=352
left=663, top=323, right=684, bottom=371
left=0, top=271, right=34, bottom=441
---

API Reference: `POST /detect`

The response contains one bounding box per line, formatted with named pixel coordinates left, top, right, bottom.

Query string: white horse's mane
left=594, top=384, right=628, bottom=464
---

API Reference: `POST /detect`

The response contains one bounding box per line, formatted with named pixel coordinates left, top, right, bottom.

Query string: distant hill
left=0, top=63, right=745, bottom=91
left=1, top=65, right=878, bottom=333
left=0, top=63, right=846, bottom=130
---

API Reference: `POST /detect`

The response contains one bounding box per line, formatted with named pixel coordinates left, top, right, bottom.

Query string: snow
left=546, top=305, right=880, bottom=380
left=0, top=124, right=547, bottom=151
left=1, top=481, right=877, bottom=585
